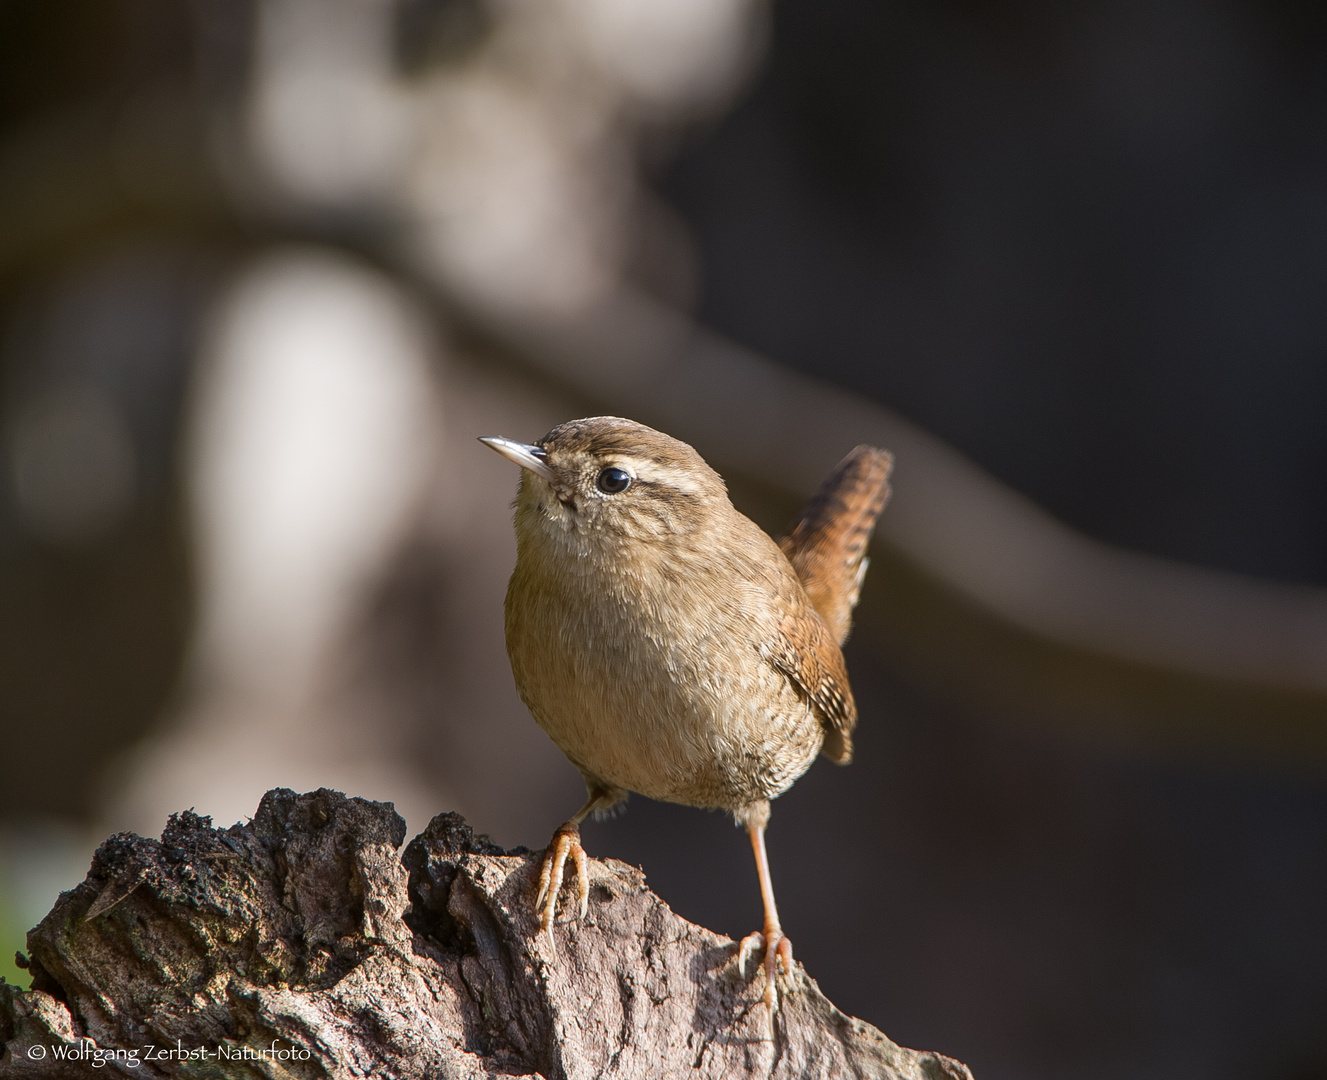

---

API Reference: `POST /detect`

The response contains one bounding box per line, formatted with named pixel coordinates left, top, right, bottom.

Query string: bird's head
left=480, top=416, right=729, bottom=548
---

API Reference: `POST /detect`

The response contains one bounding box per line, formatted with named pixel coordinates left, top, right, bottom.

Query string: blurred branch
left=440, top=283, right=1327, bottom=703
left=0, top=788, right=971, bottom=1080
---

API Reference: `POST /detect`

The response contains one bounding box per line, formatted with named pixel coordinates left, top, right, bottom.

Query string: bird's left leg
left=735, top=801, right=794, bottom=1027
left=535, top=784, right=620, bottom=952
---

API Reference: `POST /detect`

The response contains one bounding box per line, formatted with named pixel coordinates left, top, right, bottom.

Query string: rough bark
left=0, top=788, right=972, bottom=1079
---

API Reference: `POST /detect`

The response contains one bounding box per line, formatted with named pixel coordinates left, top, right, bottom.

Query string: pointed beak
left=478, top=436, right=556, bottom=482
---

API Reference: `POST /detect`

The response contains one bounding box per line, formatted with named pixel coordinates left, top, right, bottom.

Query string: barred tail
left=778, top=446, right=893, bottom=646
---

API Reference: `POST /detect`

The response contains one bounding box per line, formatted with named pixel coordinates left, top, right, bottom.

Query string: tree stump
left=0, top=788, right=972, bottom=1078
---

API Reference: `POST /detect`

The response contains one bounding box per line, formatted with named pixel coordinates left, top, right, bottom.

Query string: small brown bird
left=480, top=417, right=891, bottom=1023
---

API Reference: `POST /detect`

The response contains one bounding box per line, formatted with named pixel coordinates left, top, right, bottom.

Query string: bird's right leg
left=535, top=784, right=620, bottom=952
left=734, top=800, right=793, bottom=1036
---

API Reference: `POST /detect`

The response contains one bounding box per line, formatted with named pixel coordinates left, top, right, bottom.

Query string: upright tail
left=779, top=446, right=893, bottom=648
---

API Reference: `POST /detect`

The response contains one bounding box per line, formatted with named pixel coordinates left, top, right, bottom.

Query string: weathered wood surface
left=0, top=788, right=972, bottom=1079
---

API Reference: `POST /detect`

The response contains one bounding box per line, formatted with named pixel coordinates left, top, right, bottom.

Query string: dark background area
left=2, top=2, right=1326, bottom=1079
left=660, top=0, right=1327, bottom=587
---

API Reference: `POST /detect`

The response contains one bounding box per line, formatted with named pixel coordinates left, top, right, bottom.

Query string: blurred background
left=1, top=0, right=1326, bottom=1077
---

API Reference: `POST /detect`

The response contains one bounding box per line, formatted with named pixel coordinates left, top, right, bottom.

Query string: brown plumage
left=778, top=445, right=893, bottom=763
left=480, top=417, right=892, bottom=1033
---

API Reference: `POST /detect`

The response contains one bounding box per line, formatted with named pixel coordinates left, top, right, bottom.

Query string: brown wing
left=766, top=597, right=859, bottom=765
left=779, top=446, right=892, bottom=647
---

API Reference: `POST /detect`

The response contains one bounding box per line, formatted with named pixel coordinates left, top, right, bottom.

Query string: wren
left=481, top=416, right=892, bottom=1027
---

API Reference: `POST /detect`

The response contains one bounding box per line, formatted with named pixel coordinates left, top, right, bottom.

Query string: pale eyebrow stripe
left=626, top=460, right=705, bottom=495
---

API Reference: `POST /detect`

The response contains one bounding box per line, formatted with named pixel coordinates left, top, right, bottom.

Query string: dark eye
left=596, top=466, right=632, bottom=494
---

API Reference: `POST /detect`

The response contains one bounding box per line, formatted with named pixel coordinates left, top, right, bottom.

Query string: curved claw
left=737, top=931, right=764, bottom=979
left=736, top=928, right=795, bottom=1031
left=534, top=822, right=591, bottom=954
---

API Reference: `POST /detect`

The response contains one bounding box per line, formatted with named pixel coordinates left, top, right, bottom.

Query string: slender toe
left=763, top=930, right=789, bottom=1011
left=573, top=843, right=590, bottom=921
left=538, top=846, right=567, bottom=939
left=764, top=942, right=780, bottom=1014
